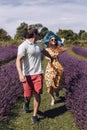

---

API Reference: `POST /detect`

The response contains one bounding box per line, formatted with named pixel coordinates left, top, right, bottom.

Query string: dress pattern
left=45, top=48, right=64, bottom=92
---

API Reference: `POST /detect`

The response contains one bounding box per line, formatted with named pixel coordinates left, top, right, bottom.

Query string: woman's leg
left=49, top=87, right=55, bottom=106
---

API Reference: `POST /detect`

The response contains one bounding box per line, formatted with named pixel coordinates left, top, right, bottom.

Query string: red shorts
left=23, top=74, right=43, bottom=97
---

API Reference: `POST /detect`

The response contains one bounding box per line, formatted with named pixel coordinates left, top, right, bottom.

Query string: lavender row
left=0, top=45, right=17, bottom=66
left=72, top=46, right=87, bottom=57
left=59, top=52, right=87, bottom=130
left=0, top=61, right=23, bottom=121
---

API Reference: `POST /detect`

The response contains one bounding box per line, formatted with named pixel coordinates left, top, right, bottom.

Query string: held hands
left=50, top=56, right=54, bottom=63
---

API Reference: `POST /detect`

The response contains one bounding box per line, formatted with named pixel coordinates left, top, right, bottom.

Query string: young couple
left=16, top=28, right=66, bottom=124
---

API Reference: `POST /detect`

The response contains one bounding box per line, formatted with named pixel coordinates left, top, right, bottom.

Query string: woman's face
left=50, top=37, right=57, bottom=45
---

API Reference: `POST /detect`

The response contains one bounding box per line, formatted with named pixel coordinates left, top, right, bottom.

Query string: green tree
left=39, top=27, right=49, bottom=39
left=78, top=30, right=85, bottom=39
left=14, top=22, right=28, bottom=40
left=0, top=28, right=11, bottom=41
left=29, top=23, right=43, bottom=31
left=81, top=32, right=87, bottom=40
left=56, top=29, right=78, bottom=41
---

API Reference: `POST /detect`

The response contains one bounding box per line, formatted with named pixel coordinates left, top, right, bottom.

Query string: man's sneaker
left=31, top=116, right=39, bottom=124
left=23, top=103, right=29, bottom=113
left=55, top=92, right=59, bottom=97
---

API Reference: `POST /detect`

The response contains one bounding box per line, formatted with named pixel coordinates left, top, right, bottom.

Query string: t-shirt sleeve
left=17, top=44, right=26, bottom=57
left=37, top=42, right=43, bottom=51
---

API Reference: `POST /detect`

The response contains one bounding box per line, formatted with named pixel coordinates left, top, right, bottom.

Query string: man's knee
left=34, top=93, right=41, bottom=102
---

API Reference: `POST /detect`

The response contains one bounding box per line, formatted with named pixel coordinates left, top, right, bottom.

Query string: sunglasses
left=50, top=38, right=57, bottom=41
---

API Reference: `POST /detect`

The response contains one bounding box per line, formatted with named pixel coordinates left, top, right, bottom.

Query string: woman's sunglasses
left=50, top=38, right=57, bottom=41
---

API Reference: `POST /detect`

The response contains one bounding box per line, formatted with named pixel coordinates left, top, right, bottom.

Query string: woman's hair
left=25, top=27, right=38, bottom=38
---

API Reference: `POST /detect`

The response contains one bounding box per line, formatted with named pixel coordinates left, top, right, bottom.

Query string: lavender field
left=0, top=45, right=23, bottom=121
left=0, top=45, right=17, bottom=65
left=59, top=52, right=87, bottom=130
left=0, top=45, right=87, bottom=130
left=72, top=45, right=87, bottom=57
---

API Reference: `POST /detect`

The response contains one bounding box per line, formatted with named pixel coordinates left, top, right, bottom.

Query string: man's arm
left=41, top=48, right=53, bottom=62
left=16, top=56, right=26, bottom=83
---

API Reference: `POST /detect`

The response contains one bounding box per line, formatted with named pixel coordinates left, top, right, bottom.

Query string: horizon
left=0, top=0, right=87, bottom=37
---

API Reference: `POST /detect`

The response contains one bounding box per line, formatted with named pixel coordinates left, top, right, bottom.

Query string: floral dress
left=45, top=48, right=64, bottom=93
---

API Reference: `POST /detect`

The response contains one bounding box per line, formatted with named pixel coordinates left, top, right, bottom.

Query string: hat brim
left=43, top=31, right=64, bottom=47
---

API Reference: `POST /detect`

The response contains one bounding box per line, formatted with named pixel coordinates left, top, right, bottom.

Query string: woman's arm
left=58, top=46, right=67, bottom=52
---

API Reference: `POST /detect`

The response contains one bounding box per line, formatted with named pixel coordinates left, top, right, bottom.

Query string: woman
left=44, top=32, right=66, bottom=106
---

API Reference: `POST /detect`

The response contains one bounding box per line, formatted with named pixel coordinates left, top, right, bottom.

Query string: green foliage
left=0, top=22, right=87, bottom=46
left=14, top=22, right=28, bottom=40
left=0, top=28, right=12, bottom=41
left=0, top=39, right=24, bottom=46
left=56, top=29, right=78, bottom=41
left=39, top=27, right=49, bottom=39
left=80, top=32, right=87, bottom=40
left=11, top=39, right=25, bottom=45
left=78, top=30, right=85, bottom=38
left=29, top=23, right=43, bottom=31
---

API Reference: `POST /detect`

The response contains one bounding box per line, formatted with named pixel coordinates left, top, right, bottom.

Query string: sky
left=0, top=0, right=87, bottom=37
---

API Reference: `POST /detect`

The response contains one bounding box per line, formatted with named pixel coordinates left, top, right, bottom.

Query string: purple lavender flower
left=72, top=46, right=87, bottom=57
left=58, top=52, right=87, bottom=130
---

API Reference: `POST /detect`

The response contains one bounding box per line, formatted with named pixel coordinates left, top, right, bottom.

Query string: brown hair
left=25, top=27, right=38, bottom=38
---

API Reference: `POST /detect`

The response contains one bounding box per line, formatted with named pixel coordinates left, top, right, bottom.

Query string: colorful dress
left=45, top=48, right=64, bottom=93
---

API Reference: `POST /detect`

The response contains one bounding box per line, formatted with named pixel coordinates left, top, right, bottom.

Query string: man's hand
left=19, top=74, right=27, bottom=83
left=50, top=57, right=54, bottom=63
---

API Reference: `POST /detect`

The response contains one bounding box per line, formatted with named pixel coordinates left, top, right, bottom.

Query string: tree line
left=0, top=22, right=87, bottom=45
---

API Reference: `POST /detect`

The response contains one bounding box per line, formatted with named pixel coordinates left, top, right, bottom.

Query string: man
left=16, top=27, right=53, bottom=124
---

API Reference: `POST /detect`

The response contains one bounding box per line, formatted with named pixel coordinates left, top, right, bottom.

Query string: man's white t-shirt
left=17, top=39, right=43, bottom=75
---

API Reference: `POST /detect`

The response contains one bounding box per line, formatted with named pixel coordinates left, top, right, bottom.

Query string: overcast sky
left=0, top=0, right=87, bottom=37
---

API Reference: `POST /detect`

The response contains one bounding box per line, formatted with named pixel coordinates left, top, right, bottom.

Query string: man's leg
left=23, top=97, right=30, bottom=113
left=31, top=74, right=43, bottom=123
left=23, top=79, right=32, bottom=113
left=33, top=94, right=41, bottom=116
left=31, top=94, right=41, bottom=123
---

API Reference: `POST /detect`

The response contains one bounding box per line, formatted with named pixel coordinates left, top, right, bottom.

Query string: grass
left=1, top=45, right=86, bottom=130
left=0, top=87, right=80, bottom=130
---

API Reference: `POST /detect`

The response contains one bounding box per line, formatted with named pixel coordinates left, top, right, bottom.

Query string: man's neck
left=27, top=38, right=35, bottom=44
